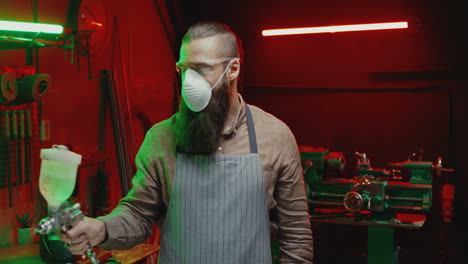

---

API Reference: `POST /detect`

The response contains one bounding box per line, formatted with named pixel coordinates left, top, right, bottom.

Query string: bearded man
left=59, top=22, right=314, bottom=263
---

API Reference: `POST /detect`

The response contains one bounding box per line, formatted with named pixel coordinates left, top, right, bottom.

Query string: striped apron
left=158, top=105, right=272, bottom=264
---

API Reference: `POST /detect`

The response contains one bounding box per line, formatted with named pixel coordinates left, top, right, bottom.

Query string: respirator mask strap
left=210, top=57, right=239, bottom=90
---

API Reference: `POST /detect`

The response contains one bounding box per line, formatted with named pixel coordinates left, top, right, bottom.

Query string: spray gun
left=35, top=203, right=99, bottom=264
left=34, top=145, right=99, bottom=264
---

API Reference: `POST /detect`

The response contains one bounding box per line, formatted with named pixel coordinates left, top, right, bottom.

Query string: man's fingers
left=68, top=233, right=88, bottom=245
left=67, top=239, right=89, bottom=255
left=65, top=220, right=86, bottom=238
left=50, top=216, right=105, bottom=254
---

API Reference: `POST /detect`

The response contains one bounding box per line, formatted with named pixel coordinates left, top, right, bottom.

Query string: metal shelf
left=0, top=34, right=73, bottom=50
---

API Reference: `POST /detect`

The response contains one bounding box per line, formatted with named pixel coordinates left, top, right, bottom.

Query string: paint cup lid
left=40, top=145, right=82, bottom=165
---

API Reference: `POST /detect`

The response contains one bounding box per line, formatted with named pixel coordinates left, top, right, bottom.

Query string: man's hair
left=182, top=22, right=243, bottom=62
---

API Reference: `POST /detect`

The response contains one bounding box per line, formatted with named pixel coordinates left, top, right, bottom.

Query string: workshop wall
left=1, top=0, right=466, bottom=262
left=0, top=0, right=175, bottom=248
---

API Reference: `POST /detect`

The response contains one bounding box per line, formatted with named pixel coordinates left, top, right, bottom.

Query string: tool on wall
left=25, top=108, right=32, bottom=184
left=101, top=70, right=134, bottom=196
left=2, top=109, right=13, bottom=207
left=19, top=109, right=26, bottom=185
left=0, top=66, right=46, bottom=208
left=68, top=0, right=112, bottom=79
left=6, top=74, right=50, bottom=106
left=12, top=110, right=19, bottom=190
left=0, top=72, right=18, bottom=104
left=0, top=113, right=4, bottom=192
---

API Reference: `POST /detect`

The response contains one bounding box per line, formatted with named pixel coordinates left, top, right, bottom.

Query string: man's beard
left=174, top=77, right=231, bottom=155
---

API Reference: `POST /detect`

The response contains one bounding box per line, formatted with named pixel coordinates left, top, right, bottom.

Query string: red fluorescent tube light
left=262, top=21, right=408, bottom=36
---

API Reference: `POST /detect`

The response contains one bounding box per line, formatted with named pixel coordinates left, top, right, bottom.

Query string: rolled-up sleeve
left=275, top=128, right=314, bottom=263
left=97, top=127, right=164, bottom=250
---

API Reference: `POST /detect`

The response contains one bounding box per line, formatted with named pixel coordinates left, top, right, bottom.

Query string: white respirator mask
left=181, top=57, right=238, bottom=112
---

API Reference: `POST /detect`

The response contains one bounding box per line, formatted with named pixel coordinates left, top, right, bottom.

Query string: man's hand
left=57, top=217, right=107, bottom=255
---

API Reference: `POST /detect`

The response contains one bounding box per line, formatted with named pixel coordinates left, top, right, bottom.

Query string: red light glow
left=90, top=21, right=103, bottom=27
left=262, top=21, right=408, bottom=36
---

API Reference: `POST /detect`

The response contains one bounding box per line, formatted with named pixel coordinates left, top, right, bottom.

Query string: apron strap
left=245, top=105, right=258, bottom=154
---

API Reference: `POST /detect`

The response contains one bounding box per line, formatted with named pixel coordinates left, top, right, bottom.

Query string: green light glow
left=0, top=20, right=64, bottom=34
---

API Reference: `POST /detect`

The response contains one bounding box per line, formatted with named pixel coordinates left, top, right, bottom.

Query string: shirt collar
left=221, top=93, right=245, bottom=135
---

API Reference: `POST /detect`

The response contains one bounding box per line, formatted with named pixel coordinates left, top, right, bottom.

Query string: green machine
left=299, top=146, right=452, bottom=264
